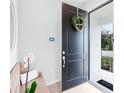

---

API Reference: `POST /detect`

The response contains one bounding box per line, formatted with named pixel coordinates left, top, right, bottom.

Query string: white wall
left=17, top=0, right=91, bottom=86
left=90, top=17, right=102, bottom=82
left=62, top=0, right=110, bottom=12
left=10, top=0, right=18, bottom=71
left=90, top=14, right=113, bottom=84
left=18, top=0, right=62, bottom=85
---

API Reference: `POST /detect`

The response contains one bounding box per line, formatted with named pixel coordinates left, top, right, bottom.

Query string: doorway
left=62, top=3, right=89, bottom=91
left=89, top=1, right=114, bottom=92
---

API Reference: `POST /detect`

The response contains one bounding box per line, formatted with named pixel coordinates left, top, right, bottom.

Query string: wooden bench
left=10, top=63, right=50, bottom=93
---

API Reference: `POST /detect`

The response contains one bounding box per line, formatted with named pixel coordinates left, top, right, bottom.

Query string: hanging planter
left=71, top=15, right=85, bottom=32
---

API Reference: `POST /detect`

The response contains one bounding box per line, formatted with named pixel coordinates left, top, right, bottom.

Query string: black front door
left=62, top=3, right=89, bottom=91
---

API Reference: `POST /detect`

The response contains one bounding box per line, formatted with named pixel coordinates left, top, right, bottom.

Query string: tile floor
left=63, top=82, right=103, bottom=93
left=48, top=82, right=61, bottom=93
left=48, top=82, right=104, bottom=93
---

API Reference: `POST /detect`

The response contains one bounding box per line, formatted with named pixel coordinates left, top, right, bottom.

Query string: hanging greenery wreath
left=71, top=15, right=85, bottom=32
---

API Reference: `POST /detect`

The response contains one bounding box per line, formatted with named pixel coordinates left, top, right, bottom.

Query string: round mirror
left=10, top=1, right=16, bottom=50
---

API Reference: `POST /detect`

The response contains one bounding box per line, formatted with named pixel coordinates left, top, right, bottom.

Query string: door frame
left=88, top=0, right=113, bottom=80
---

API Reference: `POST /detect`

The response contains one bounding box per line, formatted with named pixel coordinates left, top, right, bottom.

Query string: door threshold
left=88, top=81, right=113, bottom=93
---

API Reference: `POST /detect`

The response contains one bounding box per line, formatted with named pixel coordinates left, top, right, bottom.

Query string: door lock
left=62, top=51, right=65, bottom=55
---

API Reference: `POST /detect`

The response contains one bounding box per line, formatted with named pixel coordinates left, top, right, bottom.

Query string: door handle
left=62, top=56, right=66, bottom=68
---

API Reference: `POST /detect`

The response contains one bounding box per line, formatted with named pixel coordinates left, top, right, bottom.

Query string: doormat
left=97, top=79, right=113, bottom=91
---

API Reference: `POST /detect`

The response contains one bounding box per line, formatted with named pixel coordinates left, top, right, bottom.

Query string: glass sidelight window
left=101, top=23, right=114, bottom=72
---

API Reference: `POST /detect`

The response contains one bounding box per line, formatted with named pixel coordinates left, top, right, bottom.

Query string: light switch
left=49, top=37, right=55, bottom=42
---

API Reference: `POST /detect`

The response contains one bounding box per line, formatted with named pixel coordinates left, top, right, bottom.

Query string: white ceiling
left=91, top=2, right=113, bottom=24
left=91, top=2, right=113, bottom=19
left=92, top=3, right=113, bottom=18
left=62, top=0, right=90, bottom=9
left=62, top=0, right=111, bottom=12
left=62, top=0, right=90, bottom=4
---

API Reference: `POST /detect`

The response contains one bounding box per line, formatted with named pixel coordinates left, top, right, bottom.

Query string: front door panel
left=62, top=3, right=89, bottom=91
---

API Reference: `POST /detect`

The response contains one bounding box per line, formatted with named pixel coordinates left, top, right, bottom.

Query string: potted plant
left=23, top=53, right=37, bottom=93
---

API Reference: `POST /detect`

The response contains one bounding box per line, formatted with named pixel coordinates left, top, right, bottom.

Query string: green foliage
left=101, top=56, right=113, bottom=72
left=29, top=81, right=37, bottom=93
left=101, top=31, right=113, bottom=50
left=25, top=87, right=30, bottom=93
left=25, top=81, right=37, bottom=93
left=101, top=57, right=110, bottom=64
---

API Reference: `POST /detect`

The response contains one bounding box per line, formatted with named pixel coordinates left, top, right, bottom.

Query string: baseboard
left=46, top=79, right=61, bottom=86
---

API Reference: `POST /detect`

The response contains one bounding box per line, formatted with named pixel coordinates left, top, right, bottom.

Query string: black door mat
left=97, top=79, right=113, bottom=91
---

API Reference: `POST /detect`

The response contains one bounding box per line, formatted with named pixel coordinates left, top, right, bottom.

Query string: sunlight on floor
left=62, top=82, right=104, bottom=93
